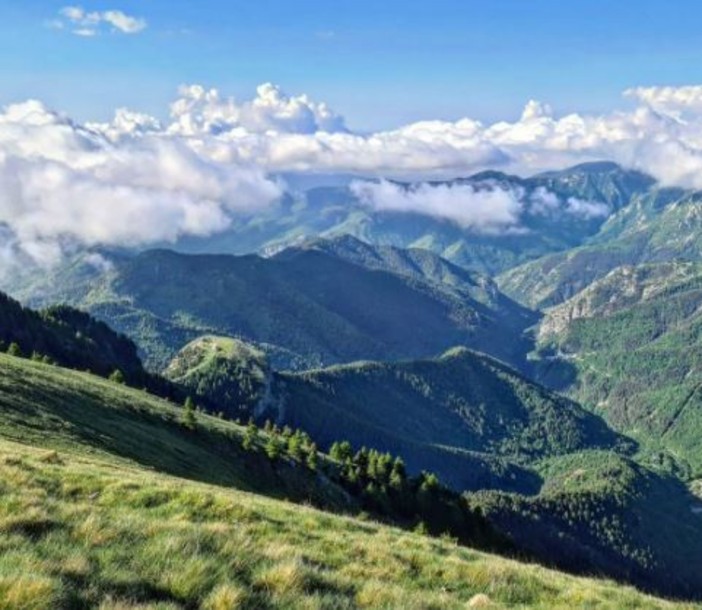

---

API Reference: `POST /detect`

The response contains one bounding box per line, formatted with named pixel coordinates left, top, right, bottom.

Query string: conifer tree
left=242, top=418, right=258, bottom=450
left=108, top=369, right=125, bottom=384
left=7, top=342, right=22, bottom=358
left=182, top=396, right=197, bottom=430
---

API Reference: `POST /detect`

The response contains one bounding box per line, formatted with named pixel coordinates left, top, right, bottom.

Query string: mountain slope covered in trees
left=532, top=262, right=702, bottom=478
left=172, top=162, right=654, bottom=275
left=165, top=336, right=628, bottom=492
left=0, top=290, right=157, bottom=389
left=17, top=245, right=536, bottom=372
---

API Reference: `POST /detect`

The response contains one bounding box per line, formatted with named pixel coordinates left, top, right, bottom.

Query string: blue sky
left=0, top=0, right=701, bottom=129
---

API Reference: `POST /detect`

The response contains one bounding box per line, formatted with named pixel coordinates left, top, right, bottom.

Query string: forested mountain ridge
left=165, top=335, right=629, bottom=492
left=0, top=290, right=153, bottom=387
left=171, top=161, right=655, bottom=275
left=14, top=244, right=537, bottom=372
left=532, top=262, right=702, bottom=478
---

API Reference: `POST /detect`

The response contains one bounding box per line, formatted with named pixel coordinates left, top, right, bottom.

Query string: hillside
left=17, top=245, right=535, bottom=372
left=471, top=450, right=702, bottom=600
left=163, top=336, right=272, bottom=419
left=279, top=234, right=535, bottom=319
left=166, top=337, right=629, bottom=493
left=279, top=347, right=627, bottom=478
left=1, top=352, right=701, bottom=606
left=497, top=187, right=702, bottom=309
left=0, top=351, right=350, bottom=508
left=0, top=344, right=698, bottom=607
left=0, top=290, right=159, bottom=390
left=2, top=439, right=691, bottom=610
left=532, top=262, right=702, bottom=477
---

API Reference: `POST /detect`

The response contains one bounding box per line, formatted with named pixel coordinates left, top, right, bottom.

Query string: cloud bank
left=0, top=100, right=281, bottom=269
left=5, top=81, right=702, bottom=269
left=88, top=81, right=702, bottom=190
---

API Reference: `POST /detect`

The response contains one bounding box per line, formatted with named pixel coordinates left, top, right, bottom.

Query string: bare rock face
left=538, top=262, right=701, bottom=341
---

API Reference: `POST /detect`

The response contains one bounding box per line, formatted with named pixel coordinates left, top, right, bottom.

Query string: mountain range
left=4, top=160, right=702, bottom=604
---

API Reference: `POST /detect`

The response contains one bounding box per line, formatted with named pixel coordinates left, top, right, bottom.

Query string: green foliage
left=470, top=450, right=702, bottom=599
left=0, top=290, right=180, bottom=401
left=533, top=262, right=702, bottom=476
left=108, top=368, right=125, bottom=384
left=242, top=418, right=258, bottom=451
left=306, top=444, right=318, bottom=471
left=265, top=435, right=283, bottom=461
left=182, top=396, right=197, bottom=430
left=164, top=335, right=270, bottom=419
left=330, top=440, right=353, bottom=462
left=6, top=341, right=22, bottom=358
left=279, top=347, right=626, bottom=493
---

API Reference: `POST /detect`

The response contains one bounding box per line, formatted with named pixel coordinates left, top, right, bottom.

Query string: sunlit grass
left=0, top=440, right=694, bottom=610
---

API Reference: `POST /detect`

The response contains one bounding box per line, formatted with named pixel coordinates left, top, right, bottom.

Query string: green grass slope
left=0, top=353, right=351, bottom=509
left=1, top=439, right=692, bottom=610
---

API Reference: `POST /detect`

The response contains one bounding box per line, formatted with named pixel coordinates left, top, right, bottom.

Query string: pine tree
left=182, top=396, right=197, bottom=430
left=287, top=430, right=303, bottom=461
left=108, top=369, right=125, bottom=384
left=7, top=342, right=22, bottom=358
left=306, top=443, right=318, bottom=471
left=330, top=440, right=353, bottom=462
left=265, top=436, right=282, bottom=460
left=242, top=419, right=258, bottom=450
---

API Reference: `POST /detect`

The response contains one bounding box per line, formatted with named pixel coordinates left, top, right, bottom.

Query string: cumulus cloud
left=350, top=179, right=610, bottom=231
left=167, top=83, right=347, bottom=136
left=89, top=81, right=702, bottom=191
left=528, top=187, right=609, bottom=220
left=9, top=81, right=702, bottom=272
left=0, top=100, right=281, bottom=271
left=53, top=6, right=146, bottom=36
left=625, top=86, right=702, bottom=119
left=564, top=198, right=610, bottom=219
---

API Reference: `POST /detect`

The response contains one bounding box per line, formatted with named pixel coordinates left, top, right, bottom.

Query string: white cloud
left=9, top=81, right=702, bottom=271
left=529, top=187, right=561, bottom=216
left=625, top=86, right=702, bottom=119
left=350, top=180, right=524, bottom=233
left=102, top=10, right=146, bottom=34
left=167, top=83, right=347, bottom=136
left=564, top=197, right=610, bottom=219
left=54, top=6, right=146, bottom=36
left=99, top=81, right=701, bottom=190
left=0, top=100, right=281, bottom=269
